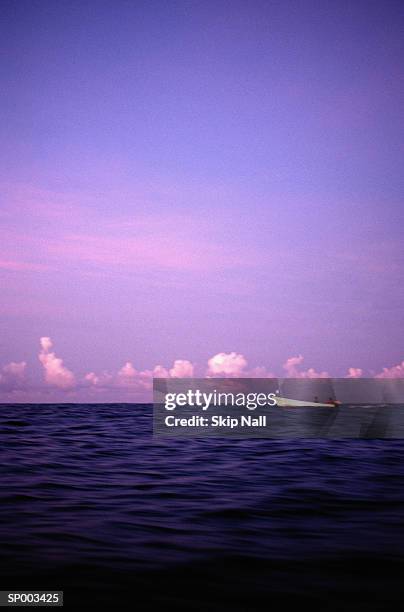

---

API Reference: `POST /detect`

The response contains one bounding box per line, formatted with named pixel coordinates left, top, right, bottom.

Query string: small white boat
left=276, top=396, right=337, bottom=408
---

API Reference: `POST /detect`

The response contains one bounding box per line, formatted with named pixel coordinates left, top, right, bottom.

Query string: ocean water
left=1, top=403, right=404, bottom=610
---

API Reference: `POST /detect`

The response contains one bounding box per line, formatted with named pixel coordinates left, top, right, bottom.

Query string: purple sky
left=1, top=0, right=404, bottom=401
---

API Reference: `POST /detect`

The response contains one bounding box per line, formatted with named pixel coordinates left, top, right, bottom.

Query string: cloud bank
left=0, top=338, right=403, bottom=402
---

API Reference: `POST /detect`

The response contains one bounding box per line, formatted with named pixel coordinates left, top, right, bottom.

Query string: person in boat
left=327, top=397, right=340, bottom=407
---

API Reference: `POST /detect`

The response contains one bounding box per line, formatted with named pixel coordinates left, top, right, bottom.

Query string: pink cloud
left=84, top=358, right=195, bottom=394
left=84, top=371, right=114, bottom=386
left=207, top=352, right=248, bottom=377
left=117, top=362, right=137, bottom=379
left=40, top=337, right=53, bottom=352
left=38, top=337, right=76, bottom=389
left=346, top=367, right=363, bottom=378
left=84, top=372, right=101, bottom=385
left=0, top=361, right=27, bottom=391
left=375, top=361, right=404, bottom=378
left=2, top=361, right=27, bottom=377
left=153, top=365, right=169, bottom=378
left=84, top=362, right=153, bottom=393
left=169, top=360, right=194, bottom=378
left=283, top=355, right=304, bottom=376
left=283, top=355, right=329, bottom=378
left=116, top=362, right=153, bottom=389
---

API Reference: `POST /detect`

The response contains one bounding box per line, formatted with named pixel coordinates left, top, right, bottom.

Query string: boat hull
left=276, top=396, right=335, bottom=408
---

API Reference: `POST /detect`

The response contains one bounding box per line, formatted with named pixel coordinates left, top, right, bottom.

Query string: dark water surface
left=1, top=404, right=404, bottom=610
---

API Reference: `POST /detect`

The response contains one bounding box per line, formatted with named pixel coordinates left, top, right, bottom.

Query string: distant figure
left=328, top=397, right=340, bottom=407
left=314, top=396, right=319, bottom=403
